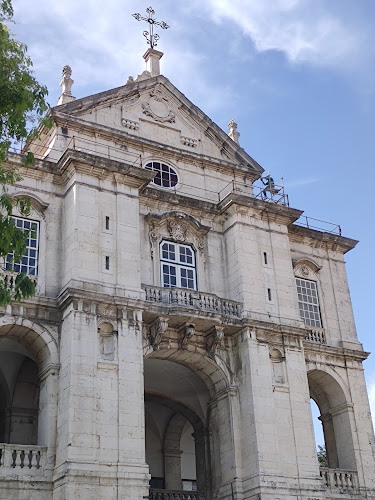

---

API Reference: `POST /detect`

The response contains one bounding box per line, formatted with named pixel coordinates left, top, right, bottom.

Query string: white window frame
left=145, top=161, right=179, bottom=189
left=160, top=240, right=197, bottom=290
left=296, top=277, right=322, bottom=328
left=5, top=216, right=40, bottom=276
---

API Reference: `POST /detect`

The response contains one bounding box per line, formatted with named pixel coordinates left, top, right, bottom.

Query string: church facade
left=0, top=48, right=374, bottom=500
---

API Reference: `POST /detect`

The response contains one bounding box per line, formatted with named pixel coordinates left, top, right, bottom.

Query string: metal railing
left=320, top=468, right=358, bottom=492
left=0, top=444, right=47, bottom=477
left=294, top=216, right=341, bottom=236
left=142, top=285, right=242, bottom=318
left=149, top=490, right=205, bottom=500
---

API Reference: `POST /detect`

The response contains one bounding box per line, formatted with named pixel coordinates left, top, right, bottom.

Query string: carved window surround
left=146, top=211, right=210, bottom=290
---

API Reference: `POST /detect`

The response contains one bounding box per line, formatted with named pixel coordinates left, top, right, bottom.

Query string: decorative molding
left=180, top=324, right=195, bottom=350
left=142, top=86, right=176, bottom=123
left=148, top=221, right=158, bottom=258
left=292, top=257, right=322, bottom=273
left=145, top=211, right=210, bottom=259
left=149, top=317, right=169, bottom=351
left=181, top=135, right=197, bottom=147
left=206, top=325, right=224, bottom=357
left=167, top=218, right=188, bottom=242
left=121, top=118, right=139, bottom=131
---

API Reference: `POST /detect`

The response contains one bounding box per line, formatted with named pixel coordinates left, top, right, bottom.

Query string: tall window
left=160, top=240, right=197, bottom=290
left=296, top=278, right=322, bottom=328
left=145, top=161, right=178, bottom=188
left=5, top=217, right=40, bottom=275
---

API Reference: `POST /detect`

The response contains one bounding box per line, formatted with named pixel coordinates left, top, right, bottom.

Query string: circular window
left=145, top=161, right=178, bottom=188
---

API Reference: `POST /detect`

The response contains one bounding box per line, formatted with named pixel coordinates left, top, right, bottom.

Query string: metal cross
left=132, top=6, right=170, bottom=49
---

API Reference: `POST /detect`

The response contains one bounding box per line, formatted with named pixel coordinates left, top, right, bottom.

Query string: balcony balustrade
left=320, top=467, right=358, bottom=493
left=0, top=269, right=38, bottom=294
left=0, top=443, right=47, bottom=478
left=149, top=489, right=205, bottom=500
left=304, top=328, right=326, bottom=344
left=142, top=285, right=242, bottom=319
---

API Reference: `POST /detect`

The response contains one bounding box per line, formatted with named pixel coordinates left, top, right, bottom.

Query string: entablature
left=57, top=148, right=155, bottom=189
left=288, top=224, right=358, bottom=254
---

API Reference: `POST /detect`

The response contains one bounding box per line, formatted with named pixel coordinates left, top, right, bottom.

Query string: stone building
left=0, top=47, right=374, bottom=500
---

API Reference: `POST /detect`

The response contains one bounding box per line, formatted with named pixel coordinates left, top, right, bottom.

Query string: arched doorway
left=144, top=358, right=210, bottom=496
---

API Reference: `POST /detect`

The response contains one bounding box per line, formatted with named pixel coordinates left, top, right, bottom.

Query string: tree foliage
left=0, top=0, right=49, bottom=305
left=317, top=445, right=328, bottom=468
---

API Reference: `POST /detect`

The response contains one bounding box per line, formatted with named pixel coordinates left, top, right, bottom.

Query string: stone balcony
left=0, top=443, right=48, bottom=479
left=320, top=467, right=358, bottom=494
left=143, top=285, right=242, bottom=318
left=142, top=285, right=243, bottom=333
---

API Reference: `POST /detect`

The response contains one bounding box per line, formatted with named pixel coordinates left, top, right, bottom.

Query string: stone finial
left=228, top=118, right=240, bottom=144
left=143, top=48, right=164, bottom=77
left=57, top=65, right=76, bottom=105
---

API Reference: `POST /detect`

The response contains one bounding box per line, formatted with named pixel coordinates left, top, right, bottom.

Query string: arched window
left=145, top=161, right=178, bottom=188
left=160, top=240, right=197, bottom=290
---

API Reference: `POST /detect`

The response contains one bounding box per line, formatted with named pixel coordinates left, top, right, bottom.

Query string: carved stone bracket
left=180, top=324, right=195, bottom=350
left=206, top=325, right=224, bottom=357
left=149, top=317, right=169, bottom=351
left=149, top=221, right=158, bottom=258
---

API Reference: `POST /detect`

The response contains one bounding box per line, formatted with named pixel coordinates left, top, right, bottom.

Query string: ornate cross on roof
left=132, top=6, right=170, bottom=49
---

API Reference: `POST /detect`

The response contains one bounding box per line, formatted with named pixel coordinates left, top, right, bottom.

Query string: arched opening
left=308, top=369, right=356, bottom=471
left=144, top=357, right=211, bottom=497
left=0, top=322, right=58, bottom=448
left=0, top=339, right=39, bottom=444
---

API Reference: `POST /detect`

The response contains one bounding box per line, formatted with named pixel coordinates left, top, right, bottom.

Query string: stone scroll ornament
left=142, top=87, right=176, bottom=123
left=150, top=317, right=169, bottom=351
left=180, top=324, right=195, bottom=350
left=167, top=219, right=188, bottom=242
left=207, top=325, right=224, bottom=357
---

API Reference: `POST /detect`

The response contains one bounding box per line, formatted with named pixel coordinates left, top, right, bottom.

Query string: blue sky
left=10, top=0, right=375, bottom=440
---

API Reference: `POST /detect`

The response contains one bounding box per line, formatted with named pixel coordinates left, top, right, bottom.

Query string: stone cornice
left=218, top=192, right=303, bottom=225
left=57, top=148, right=155, bottom=189
left=304, top=340, right=369, bottom=362
left=288, top=224, right=358, bottom=254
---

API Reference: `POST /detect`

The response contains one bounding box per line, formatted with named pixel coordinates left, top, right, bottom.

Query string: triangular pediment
left=51, top=75, right=263, bottom=175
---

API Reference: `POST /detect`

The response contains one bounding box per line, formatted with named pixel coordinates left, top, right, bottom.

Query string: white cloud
left=287, top=177, right=319, bottom=188
left=194, top=0, right=364, bottom=69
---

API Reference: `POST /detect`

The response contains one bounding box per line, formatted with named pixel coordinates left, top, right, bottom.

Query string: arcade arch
left=307, top=368, right=356, bottom=470
left=144, top=352, right=234, bottom=498
left=0, top=320, right=58, bottom=447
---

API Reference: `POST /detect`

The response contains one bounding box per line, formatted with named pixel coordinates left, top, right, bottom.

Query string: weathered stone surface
left=0, top=57, right=374, bottom=500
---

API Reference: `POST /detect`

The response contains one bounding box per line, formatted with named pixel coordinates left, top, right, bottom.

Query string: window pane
left=296, top=277, right=322, bottom=328
left=145, top=161, right=178, bottom=188
left=160, top=240, right=197, bottom=290
left=4, top=216, right=40, bottom=276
